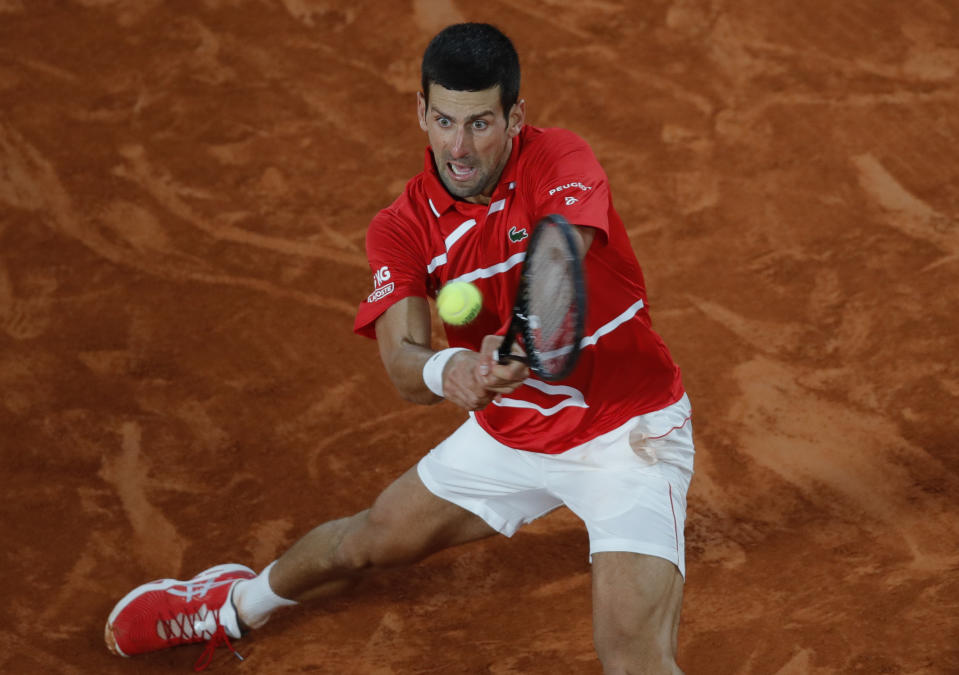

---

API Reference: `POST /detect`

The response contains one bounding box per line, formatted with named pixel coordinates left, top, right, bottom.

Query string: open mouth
left=447, top=162, right=477, bottom=182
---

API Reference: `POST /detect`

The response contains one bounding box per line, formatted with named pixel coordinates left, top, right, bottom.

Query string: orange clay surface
left=1, top=1, right=958, bottom=673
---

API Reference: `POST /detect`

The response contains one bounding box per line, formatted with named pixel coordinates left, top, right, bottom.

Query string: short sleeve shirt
left=354, top=126, right=684, bottom=453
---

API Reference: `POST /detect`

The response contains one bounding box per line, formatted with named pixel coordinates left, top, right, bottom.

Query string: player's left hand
left=477, top=334, right=528, bottom=398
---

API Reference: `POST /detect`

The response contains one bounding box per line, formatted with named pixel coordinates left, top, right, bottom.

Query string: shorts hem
left=589, top=539, right=686, bottom=579
left=416, top=459, right=517, bottom=537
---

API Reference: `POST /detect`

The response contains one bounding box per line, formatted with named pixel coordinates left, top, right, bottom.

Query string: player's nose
left=450, top=127, right=472, bottom=158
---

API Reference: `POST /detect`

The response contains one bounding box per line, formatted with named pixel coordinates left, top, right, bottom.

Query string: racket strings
left=524, top=226, right=580, bottom=376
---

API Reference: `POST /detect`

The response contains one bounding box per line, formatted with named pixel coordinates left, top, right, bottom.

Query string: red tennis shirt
left=354, top=125, right=684, bottom=453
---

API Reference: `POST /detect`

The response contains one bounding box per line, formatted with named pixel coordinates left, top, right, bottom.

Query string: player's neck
left=463, top=193, right=492, bottom=206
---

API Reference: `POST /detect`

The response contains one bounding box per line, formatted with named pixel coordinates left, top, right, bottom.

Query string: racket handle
left=497, top=353, right=528, bottom=366
left=496, top=332, right=516, bottom=364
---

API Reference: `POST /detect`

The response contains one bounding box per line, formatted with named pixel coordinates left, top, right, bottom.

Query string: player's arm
left=573, top=225, right=595, bottom=256
left=374, top=297, right=525, bottom=409
left=528, top=129, right=606, bottom=259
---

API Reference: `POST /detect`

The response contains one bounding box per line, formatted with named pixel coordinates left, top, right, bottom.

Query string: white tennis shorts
left=417, top=394, right=694, bottom=577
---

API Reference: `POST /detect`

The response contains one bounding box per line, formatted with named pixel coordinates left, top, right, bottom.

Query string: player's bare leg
left=234, top=465, right=497, bottom=625
left=591, top=552, right=685, bottom=675
left=104, top=465, right=497, bottom=662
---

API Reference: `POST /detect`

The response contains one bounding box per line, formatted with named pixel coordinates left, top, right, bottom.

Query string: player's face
left=418, top=84, right=525, bottom=205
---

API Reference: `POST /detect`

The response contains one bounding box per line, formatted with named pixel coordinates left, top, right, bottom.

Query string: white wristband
left=422, top=348, right=468, bottom=397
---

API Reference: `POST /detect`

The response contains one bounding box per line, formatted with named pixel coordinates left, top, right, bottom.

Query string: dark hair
left=421, top=23, right=520, bottom=117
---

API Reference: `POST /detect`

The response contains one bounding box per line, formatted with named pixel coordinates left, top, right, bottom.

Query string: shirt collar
left=422, top=147, right=455, bottom=215
left=422, top=129, right=524, bottom=215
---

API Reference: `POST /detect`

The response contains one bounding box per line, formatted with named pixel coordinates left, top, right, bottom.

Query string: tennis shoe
left=105, top=563, right=256, bottom=670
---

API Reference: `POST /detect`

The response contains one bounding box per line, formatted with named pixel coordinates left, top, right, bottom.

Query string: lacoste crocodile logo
left=508, top=226, right=528, bottom=243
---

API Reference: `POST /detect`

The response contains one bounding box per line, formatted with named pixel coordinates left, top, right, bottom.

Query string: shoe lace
left=156, top=604, right=243, bottom=672
left=155, top=578, right=247, bottom=671
left=193, top=621, right=244, bottom=672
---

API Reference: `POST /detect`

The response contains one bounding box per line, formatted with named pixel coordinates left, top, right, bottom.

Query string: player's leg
left=252, top=414, right=565, bottom=614
left=239, top=463, right=497, bottom=613
left=546, top=394, right=694, bottom=673
left=105, top=464, right=497, bottom=659
left=591, top=552, right=684, bottom=674
left=105, top=414, right=556, bottom=660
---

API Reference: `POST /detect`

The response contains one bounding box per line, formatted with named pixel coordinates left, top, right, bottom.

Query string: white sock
left=232, top=561, right=298, bottom=630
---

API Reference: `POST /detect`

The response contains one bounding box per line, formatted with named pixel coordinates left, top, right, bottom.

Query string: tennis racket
left=497, top=214, right=587, bottom=381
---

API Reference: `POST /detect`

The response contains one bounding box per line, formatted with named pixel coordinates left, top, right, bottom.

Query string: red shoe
left=105, top=563, right=256, bottom=670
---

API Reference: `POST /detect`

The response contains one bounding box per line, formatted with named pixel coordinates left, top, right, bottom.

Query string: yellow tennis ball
left=436, top=281, right=482, bottom=325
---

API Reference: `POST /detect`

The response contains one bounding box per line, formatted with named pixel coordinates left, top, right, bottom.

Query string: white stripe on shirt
left=445, top=219, right=477, bottom=250
left=426, top=252, right=447, bottom=274
left=492, top=380, right=588, bottom=415
left=426, top=218, right=478, bottom=274
left=493, top=298, right=647, bottom=414
left=447, top=251, right=526, bottom=284
left=579, top=298, right=645, bottom=349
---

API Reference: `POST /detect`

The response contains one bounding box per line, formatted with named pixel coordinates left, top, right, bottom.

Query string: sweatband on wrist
left=422, top=348, right=468, bottom=397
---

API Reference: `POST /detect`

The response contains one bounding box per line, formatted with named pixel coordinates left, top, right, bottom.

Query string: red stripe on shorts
left=648, top=414, right=691, bottom=440
left=668, top=483, right=679, bottom=557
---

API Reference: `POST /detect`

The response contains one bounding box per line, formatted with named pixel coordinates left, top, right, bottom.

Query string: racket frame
left=497, top=214, right=587, bottom=381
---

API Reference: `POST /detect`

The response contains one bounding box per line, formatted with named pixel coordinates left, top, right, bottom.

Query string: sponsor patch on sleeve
left=367, top=282, right=395, bottom=303
left=547, top=180, right=593, bottom=197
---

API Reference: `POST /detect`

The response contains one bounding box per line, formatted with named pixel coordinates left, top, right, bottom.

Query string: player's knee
left=594, top=630, right=680, bottom=675
left=333, top=508, right=428, bottom=572
left=597, top=650, right=681, bottom=675
left=327, top=512, right=374, bottom=572
left=366, top=511, right=431, bottom=568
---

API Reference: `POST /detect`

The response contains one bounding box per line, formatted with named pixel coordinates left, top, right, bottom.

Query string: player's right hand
left=441, top=338, right=528, bottom=411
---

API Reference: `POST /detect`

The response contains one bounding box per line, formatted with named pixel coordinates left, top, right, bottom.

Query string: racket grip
left=497, top=352, right=528, bottom=366
left=496, top=333, right=514, bottom=364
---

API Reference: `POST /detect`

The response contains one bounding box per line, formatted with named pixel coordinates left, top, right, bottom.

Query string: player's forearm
left=374, top=297, right=444, bottom=404
left=380, top=339, right=444, bottom=405
left=372, top=298, right=512, bottom=410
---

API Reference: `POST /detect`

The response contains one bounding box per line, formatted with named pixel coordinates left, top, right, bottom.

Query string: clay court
left=1, top=1, right=958, bottom=672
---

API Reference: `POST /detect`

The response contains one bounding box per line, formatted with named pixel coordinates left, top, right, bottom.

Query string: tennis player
left=105, top=22, right=694, bottom=674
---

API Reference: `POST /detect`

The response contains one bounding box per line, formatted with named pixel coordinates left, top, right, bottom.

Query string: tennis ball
left=437, top=281, right=482, bottom=325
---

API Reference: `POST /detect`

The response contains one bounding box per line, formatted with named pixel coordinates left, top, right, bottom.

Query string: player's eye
left=436, top=117, right=451, bottom=128
left=472, top=120, right=489, bottom=131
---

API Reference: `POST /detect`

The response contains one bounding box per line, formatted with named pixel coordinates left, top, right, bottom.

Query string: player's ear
left=507, top=98, right=525, bottom=138
left=417, top=91, right=428, bottom=132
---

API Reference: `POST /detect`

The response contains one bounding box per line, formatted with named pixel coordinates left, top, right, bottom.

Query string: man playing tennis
left=105, top=23, right=694, bottom=674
